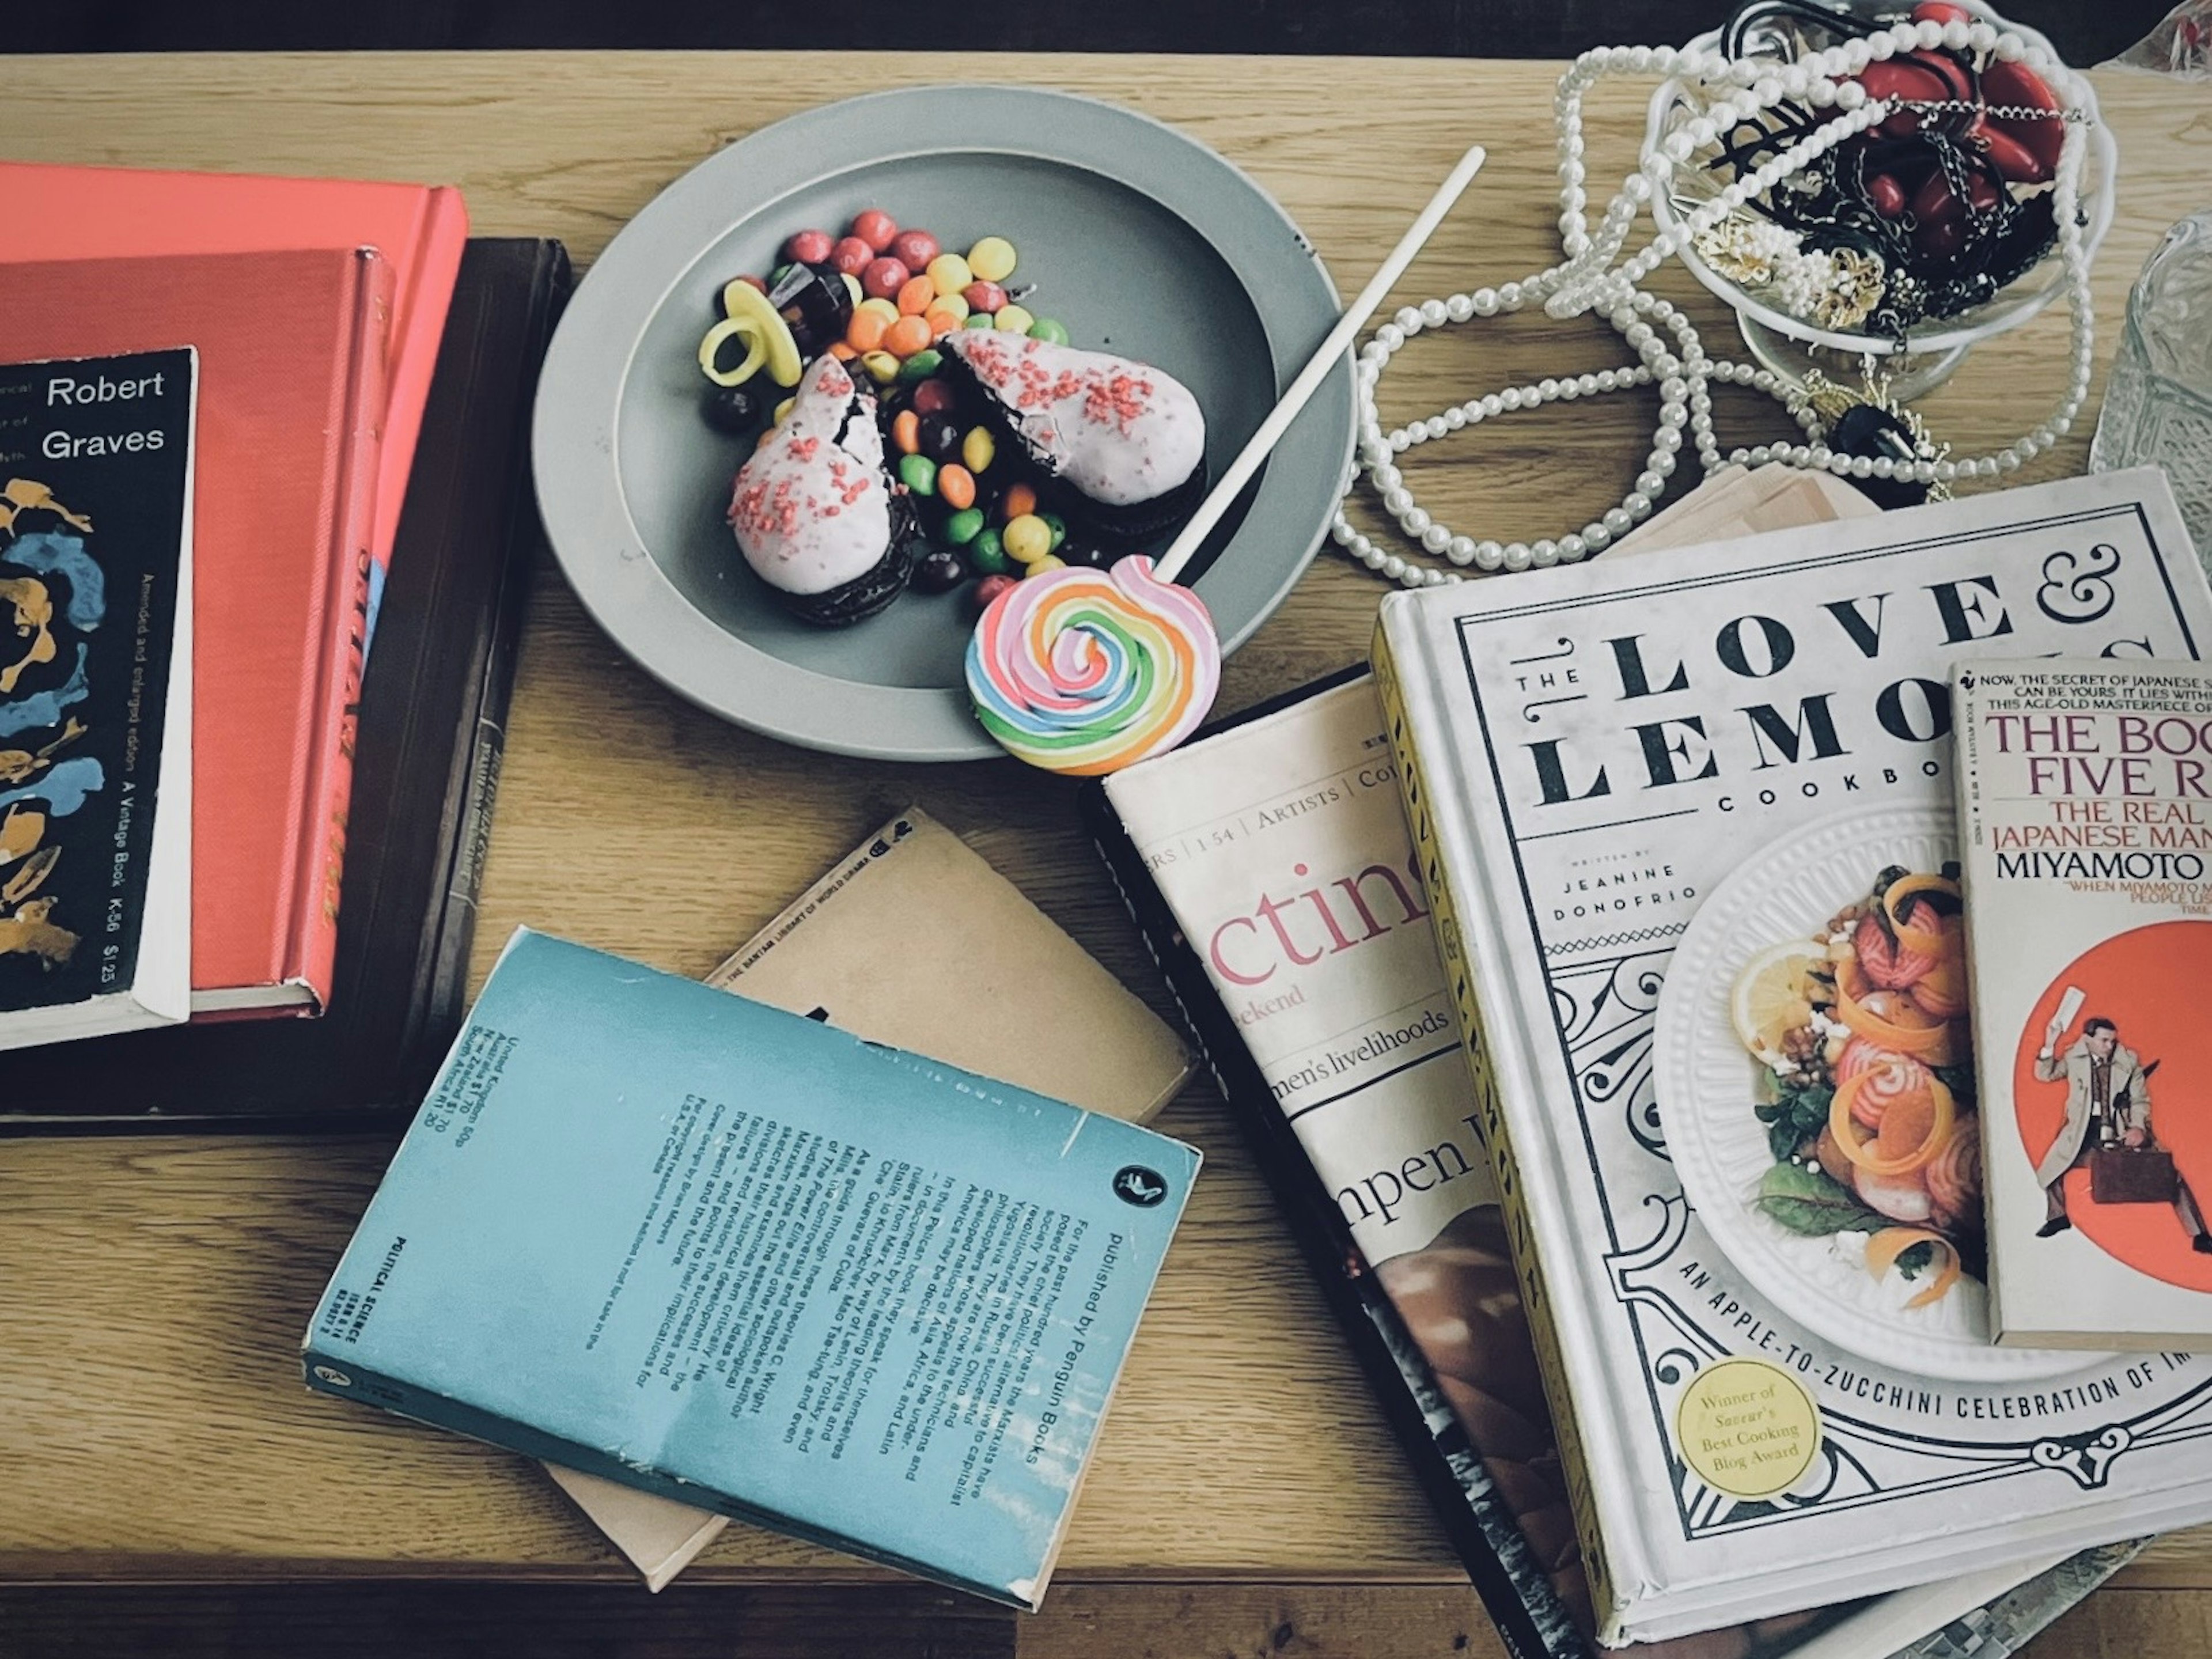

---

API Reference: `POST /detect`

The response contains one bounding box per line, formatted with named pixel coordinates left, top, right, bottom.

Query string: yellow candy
left=1022, top=554, right=1068, bottom=577
left=1004, top=513, right=1054, bottom=564
left=961, top=426, right=995, bottom=474
left=859, top=350, right=902, bottom=386
left=925, top=291, right=971, bottom=324
left=967, top=236, right=1017, bottom=283
left=926, top=253, right=973, bottom=298
left=857, top=297, right=902, bottom=325
left=772, top=396, right=796, bottom=425
left=995, top=304, right=1035, bottom=334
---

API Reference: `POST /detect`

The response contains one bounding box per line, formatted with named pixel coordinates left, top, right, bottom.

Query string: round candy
left=919, top=414, right=963, bottom=463
left=925, top=291, right=970, bottom=324
left=883, top=315, right=933, bottom=358
left=850, top=209, right=898, bottom=253
left=968, top=528, right=1010, bottom=575
left=702, top=384, right=763, bottom=434
left=826, top=341, right=858, bottom=363
left=938, top=464, right=978, bottom=511
left=860, top=350, right=902, bottom=385
left=914, top=549, right=968, bottom=594
left=783, top=229, right=833, bottom=265
left=1040, top=512, right=1067, bottom=551
left=944, top=506, right=986, bottom=546
left=892, top=410, right=922, bottom=455
left=926, top=253, right=974, bottom=298
left=911, top=379, right=957, bottom=416
left=844, top=309, right=890, bottom=353
left=963, top=313, right=997, bottom=330
left=962, top=281, right=1007, bottom=315
left=1004, top=513, right=1054, bottom=564
left=972, top=573, right=1017, bottom=612
left=1024, top=555, right=1068, bottom=577
left=898, top=349, right=945, bottom=384
left=860, top=257, right=910, bottom=301
left=1026, top=316, right=1070, bottom=346
left=899, top=453, right=939, bottom=495
left=965, top=556, right=1222, bottom=775
left=995, top=304, right=1035, bottom=334
left=967, top=236, right=1017, bottom=283
left=830, top=236, right=874, bottom=276
left=889, top=229, right=941, bottom=270
left=1002, top=482, right=1039, bottom=522
left=961, top=427, right=995, bottom=474
left=894, top=274, right=936, bottom=316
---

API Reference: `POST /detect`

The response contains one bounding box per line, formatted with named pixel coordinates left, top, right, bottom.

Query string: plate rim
left=532, top=83, right=1353, bottom=763
left=1654, top=798, right=2109, bottom=1383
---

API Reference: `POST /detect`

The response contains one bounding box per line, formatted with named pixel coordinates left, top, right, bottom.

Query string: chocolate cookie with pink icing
left=726, top=355, right=919, bottom=626
left=938, top=331, right=1207, bottom=542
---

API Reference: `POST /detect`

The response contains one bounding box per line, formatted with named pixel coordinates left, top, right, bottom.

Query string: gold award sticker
left=1673, top=1357, right=1821, bottom=1501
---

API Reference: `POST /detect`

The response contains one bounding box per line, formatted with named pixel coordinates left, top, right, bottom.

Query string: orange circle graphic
left=2012, top=919, right=2212, bottom=1291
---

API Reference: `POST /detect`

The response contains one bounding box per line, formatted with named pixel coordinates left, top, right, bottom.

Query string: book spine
left=286, top=248, right=397, bottom=1012
left=1370, top=618, right=1623, bottom=1643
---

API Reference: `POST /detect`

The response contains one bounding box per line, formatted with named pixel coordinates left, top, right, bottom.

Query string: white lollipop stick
left=1152, top=143, right=1488, bottom=585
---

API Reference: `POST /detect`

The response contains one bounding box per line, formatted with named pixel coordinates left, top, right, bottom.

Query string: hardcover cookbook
left=1372, top=469, right=2212, bottom=1643
left=1956, top=658, right=2212, bottom=1351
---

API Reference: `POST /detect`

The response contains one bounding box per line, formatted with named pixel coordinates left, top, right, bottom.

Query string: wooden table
left=5, top=51, right=2211, bottom=1659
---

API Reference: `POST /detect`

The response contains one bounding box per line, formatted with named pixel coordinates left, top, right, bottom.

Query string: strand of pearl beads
left=1331, top=18, right=2098, bottom=590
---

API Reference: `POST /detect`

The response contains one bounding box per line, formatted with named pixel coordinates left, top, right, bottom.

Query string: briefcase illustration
left=2090, top=1145, right=2180, bottom=1206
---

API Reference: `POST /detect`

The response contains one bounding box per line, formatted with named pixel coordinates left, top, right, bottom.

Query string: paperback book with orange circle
left=1956, top=658, right=2212, bottom=1350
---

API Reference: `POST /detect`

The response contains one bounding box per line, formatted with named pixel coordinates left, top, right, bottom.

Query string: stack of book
left=0, top=160, right=570, bottom=1123
left=1084, top=464, right=2212, bottom=1657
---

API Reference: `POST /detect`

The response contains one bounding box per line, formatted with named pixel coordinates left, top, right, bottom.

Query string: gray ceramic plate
left=533, top=85, right=1353, bottom=762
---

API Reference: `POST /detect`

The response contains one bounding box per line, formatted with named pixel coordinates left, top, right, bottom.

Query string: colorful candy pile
left=698, top=207, right=1108, bottom=611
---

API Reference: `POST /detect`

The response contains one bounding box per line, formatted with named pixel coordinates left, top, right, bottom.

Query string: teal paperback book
left=302, top=929, right=1200, bottom=1608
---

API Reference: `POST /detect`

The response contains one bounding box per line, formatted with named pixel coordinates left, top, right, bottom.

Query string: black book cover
left=1077, top=665, right=1584, bottom=1659
left=0, top=240, right=570, bottom=1126
left=0, top=349, right=192, bottom=1033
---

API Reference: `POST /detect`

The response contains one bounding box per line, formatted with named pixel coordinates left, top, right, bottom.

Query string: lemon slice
left=1730, top=940, right=1824, bottom=1057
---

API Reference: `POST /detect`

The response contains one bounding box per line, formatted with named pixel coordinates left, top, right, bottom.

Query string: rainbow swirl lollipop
left=965, top=556, right=1220, bottom=776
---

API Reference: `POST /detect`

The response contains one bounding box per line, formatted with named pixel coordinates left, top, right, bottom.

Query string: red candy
left=973, top=574, right=1017, bottom=612
left=860, top=257, right=911, bottom=301
left=962, top=280, right=1007, bottom=315
left=784, top=229, right=833, bottom=265
left=910, top=379, right=957, bottom=416
left=850, top=209, right=898, bottom=253
left=889, top=230, right=940, bottom=270
left=830, top=236, right=874, bottom=275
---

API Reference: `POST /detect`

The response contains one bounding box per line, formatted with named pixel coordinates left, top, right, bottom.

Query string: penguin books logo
left=1112, top=1165, right=1167, bottom=1207
left=312, top=1365, right=354, bottom=1388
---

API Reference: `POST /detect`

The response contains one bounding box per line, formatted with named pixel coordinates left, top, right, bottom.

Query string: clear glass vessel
left=2092, top=209, right=2212, bottom=558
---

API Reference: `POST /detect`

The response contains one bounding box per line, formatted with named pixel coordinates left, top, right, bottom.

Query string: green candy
left=1026, top=316, right=1070, bottom=345
left=963, top=312, right=997, bottom=331
left=896, top=348, right=943, bottom=384
left=899, top=453, right=938, bottom=495
left=967, top=528, right=1010, bottom=575
left=1041, top=512, right=1067, bottom=551
left=943, top=506, right=986, bottom=546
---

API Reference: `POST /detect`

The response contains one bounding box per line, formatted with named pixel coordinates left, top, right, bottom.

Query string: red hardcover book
left=0, top=161, right=465, bottom=581
left=0, top=249, right=395, bottom=1014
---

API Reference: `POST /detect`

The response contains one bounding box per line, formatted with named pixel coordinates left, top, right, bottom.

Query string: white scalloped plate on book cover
left=1656, top=801, right=2106, bottom=1383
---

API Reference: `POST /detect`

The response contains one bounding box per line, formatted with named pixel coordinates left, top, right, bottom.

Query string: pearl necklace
left=1330, top=16, right=2099, bottom=589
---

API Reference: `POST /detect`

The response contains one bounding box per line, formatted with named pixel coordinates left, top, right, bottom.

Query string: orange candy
left=882, top=315, right=933, bottom=358
left=1001, top=482, right=1038, bottom=521
left=937, top=464, right=976, bottom=510
left=923, top=303, right=964, bottom=339
left=895, top=275, right=937, bottom=316
left=826, top=341, right=858, bottom=362
left=844, top=309, right=890, bottom=353
left=892, top=410, right=922, bottom=454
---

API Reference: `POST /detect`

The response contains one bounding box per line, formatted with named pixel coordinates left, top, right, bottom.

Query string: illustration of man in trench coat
left=2034, top=1014, right=2211, bottom=1250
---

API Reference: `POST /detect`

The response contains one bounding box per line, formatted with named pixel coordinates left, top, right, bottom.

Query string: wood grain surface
left=3, top=50, right=2211, bottom=1618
